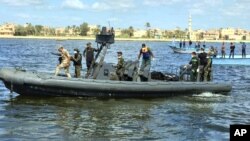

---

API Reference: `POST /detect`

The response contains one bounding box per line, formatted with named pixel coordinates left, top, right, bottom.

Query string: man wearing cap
left=116, top=51, right=125, bottom=80
left=71, top=48, right=82, bottom=78
left=189, top=52, right=200, bottom=81
left=83, top=42, right=98, bottom=72
left=54, top=46, right=71, bottom=78
left=138, top=43, right=154, bottom=73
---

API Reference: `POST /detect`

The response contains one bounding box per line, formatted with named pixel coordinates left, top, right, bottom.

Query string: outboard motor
left=123, top=60, right=139, bottom=81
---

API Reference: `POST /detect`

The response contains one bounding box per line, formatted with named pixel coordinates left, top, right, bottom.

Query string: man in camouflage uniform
left=71, top=48, right=82, bottom=78
left=204, top=52, right=213, bottom=81
left=116, top=51, right=125, bottom=81
left=55, top=46, right=71, bottom=78
left=189, top=52, right=200, bottom=81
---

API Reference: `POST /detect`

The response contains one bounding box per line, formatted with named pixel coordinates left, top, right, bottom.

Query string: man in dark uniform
left=83, top=42, right=98, bottom=72
left=198, top=48, right=207, bottom=81
left=116, top=51, right=125, bottom=81
left=189, top=52, right=200, bottom=81
left=71, top=48, right=82, bottom=78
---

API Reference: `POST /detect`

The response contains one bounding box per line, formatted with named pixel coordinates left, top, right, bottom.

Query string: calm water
left=0, top=38, right=250, bottom=140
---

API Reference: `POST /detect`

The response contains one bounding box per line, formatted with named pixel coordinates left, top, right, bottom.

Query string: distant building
left=220, top=28, right=235, bottom=40
left=55, top=27, right=65, bottom=36
left=114, top=28, right=122, bottom=36
left=0, top=23, right=15, bottom=36
left=187, top=14, right=196, bottom=40
left=133, top=29, right=146, bottom=38
left=203, top=29, right=220, bottom=40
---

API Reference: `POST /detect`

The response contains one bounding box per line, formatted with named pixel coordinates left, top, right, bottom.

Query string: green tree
left=26, top=23, right=35, bottom=35
left=14, top=25, right=27, bottom=36
left=79, top=22, right=89, bottom=36
left=128, top=26, right=134, bottom=37
left=93, top=25, right=101, bottom=35
left=34, top=25, right=43, bottom=35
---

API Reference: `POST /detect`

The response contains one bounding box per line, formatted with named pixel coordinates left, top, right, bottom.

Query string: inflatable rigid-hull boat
left=0, top=68, right=232, bottom=98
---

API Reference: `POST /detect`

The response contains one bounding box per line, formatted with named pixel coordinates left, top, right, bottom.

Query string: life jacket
left=141, top=47, right=150, bottom=59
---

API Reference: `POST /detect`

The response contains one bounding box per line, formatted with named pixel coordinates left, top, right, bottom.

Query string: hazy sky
left=0, top=0, right=249, bottom=30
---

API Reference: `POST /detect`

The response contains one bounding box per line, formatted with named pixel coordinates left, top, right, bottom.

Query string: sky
left=0, top=0, right=249, bottom=30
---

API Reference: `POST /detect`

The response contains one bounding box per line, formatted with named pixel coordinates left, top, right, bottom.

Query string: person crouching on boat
left=138, top=43, right=154, bottom=75
left=55, top=46, right=71, bottom=78
left=71, top=48, right=82, bottom=78
left=116, top=51, right=125, bottom=81
left=204, top=51, right=213, bottom=82
left=189, top=52, right=200, bottom=82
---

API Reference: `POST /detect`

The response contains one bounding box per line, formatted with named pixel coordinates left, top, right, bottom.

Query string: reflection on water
left=0, top=39, right=250, bottom=140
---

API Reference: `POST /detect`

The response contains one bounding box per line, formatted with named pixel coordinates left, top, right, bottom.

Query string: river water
left=0, top=38, right=250, bottom=140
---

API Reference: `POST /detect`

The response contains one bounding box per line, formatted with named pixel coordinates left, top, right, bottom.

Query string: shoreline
left=1, top=35, right=250, bottom=43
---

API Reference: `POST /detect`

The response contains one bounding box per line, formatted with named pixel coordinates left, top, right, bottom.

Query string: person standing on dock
left=54, top=46, right=71, bottom=78
left=242, top=42, right=246, bottom=58
left=221, top=42, right=226, bottom=58
left=229, top=42, right=235, bottom=58
left=71, top=48, right=82, bottom=78
left=189, top=52, right=200, bottom=82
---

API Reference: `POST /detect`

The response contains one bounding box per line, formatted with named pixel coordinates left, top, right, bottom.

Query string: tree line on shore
left=14, top=22, right=187, bottom=38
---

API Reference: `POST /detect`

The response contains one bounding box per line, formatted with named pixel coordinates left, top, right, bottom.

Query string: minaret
left=188, top=14, right=192, bottom=40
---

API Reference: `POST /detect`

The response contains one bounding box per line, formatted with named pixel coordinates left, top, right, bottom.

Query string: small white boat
left=168, top=45, right=207, bottom=54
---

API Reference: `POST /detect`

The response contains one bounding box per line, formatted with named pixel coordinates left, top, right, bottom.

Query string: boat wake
left=192, top=92, right=229, bottom=98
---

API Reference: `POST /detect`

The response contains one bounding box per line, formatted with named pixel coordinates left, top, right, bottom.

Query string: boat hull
left=0, top=68, right=232, bottom=97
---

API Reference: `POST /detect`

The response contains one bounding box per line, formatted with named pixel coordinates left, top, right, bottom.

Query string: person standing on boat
left=71, top=48, right=82, bottom=78
left=198, top=48, right=207, bottom=81
left=83, top=42, right=98, bottom=72
left=179, top=40, right=182, bottom=48
left=204, top=51, right=213, bottom=81
left=116, top=51, right=125, bottom=81
left=54, top=46, right=71, bottom=78
left=138, top=43, right=154, bottom=74
left=172, top=36, right=176, bottom=46
left=189, top=40, right=192, bottom=48
left=242, top=42, right=246, bottom=58
left=203, top=41, right=206, bottom=48
left=183, top=39, right=186, bottom=48
left=189, top=52, right=200, bottom=81
left=221, top=42, right=226, bottom=58
left=229, top=42, right=235, bottom=58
